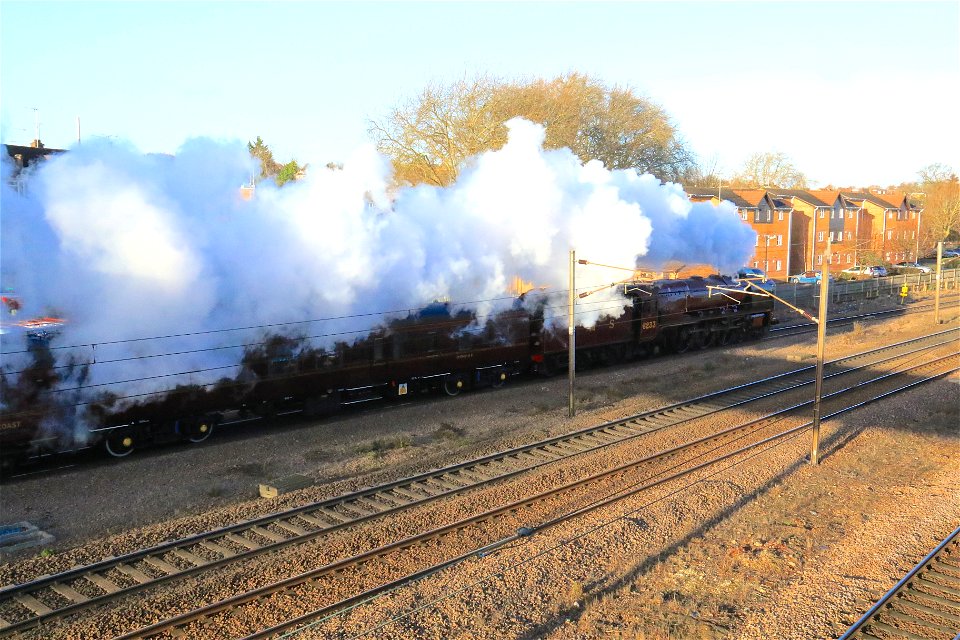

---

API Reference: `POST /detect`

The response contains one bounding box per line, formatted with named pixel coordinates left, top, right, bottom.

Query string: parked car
left=736, top=267, right=776, bottom=293
left=788, top=270, right=833, bottom=284
left=894, top=262, right=933, bottom=274
left=842, top=265, right=888, bottom=278
left=924, top=249, right=960, bottom=259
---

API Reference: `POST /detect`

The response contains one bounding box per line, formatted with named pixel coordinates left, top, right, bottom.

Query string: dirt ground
left=0, top=294, right=957, bottom=638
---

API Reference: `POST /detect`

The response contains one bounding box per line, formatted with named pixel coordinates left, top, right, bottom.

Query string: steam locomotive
left=0, top=274, right=773, bottom=470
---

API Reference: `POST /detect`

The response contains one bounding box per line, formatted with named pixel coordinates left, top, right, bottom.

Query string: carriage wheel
left=105, top=431, right=135, bottom=457
left=187, top=420, right=214, bottom=443
left=443, top=375, right=465, bottom=396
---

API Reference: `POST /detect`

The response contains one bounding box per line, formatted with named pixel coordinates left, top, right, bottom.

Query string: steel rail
left=839, top=524, right=960, bottom=640
left=0, top=330, right=956, bottom=634
left=124, top=353, right=960, bottom=640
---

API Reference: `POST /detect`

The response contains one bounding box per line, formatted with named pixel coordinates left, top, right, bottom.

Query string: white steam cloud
left=1, top=118, right=756, bottom=416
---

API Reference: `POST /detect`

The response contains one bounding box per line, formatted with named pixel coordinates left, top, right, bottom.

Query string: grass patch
left=432, top=422, right=465, bottom=441
left=205, top=482, right=230, bottom=498
left=354, top=434, right=412, bottom=456
left=303, top=448, right=332, bottom=462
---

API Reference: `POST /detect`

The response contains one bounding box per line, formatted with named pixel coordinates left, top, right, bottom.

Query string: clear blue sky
left=2, top=1, right=957, bottom=187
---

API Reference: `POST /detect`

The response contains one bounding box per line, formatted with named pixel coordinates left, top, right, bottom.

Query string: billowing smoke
left=0, top=118, right=755, bottom=429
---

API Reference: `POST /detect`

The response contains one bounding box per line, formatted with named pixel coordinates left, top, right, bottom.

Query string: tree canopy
left=247, top=136, right=302, bottom=186
left=730, top=152, right=807, bottom=189
left=916, top=163, right=960, bottom=246
left=368, top=73, right=695, bottom=187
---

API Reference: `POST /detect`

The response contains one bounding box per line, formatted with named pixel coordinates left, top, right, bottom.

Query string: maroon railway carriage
left=0, top=280, right=774, bottom=469
left=241, top=302, right=531, bottom=416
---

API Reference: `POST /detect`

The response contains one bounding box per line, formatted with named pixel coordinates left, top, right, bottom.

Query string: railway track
left=839, top=524, right=960, bottom=640
left=110, top=343, right=959, bottom=639
left=768, top=296, right=959, bottom=340
left=1, top=329, right=956, bottom=636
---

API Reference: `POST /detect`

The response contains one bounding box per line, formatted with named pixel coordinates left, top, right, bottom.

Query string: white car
left=895, top=262, right=932, bottom=273
left=842, top=265, right=888, bottom=278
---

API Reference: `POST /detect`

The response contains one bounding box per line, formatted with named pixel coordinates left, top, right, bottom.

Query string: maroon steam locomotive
left=0, top=274, right=773, bottom=469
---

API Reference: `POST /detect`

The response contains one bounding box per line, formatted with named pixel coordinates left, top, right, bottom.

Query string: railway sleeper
left=313, top=506, right=352, bottom=523
left=171, top=548, right=208, bottom=567
left=273, top=520, right=309, bottom=536
left=139, top=555, right=180, bottom=575
left=882, top=608, right=957, bottom=636
left=223, top=534, right=260, bottom=551
left=48, top=583, right=88, bottom=604
left=249, top=526, right=288, bottom=543
left=114, top=564, right=153, bottom=584
left=83, top=573, right=121, bottom=594
left=370, top=492, right=408, bottom=507
left=197, top=540, right=236, bottom=558
left=13, top=593, right=52, bottom=616
left=897, top=598, right=960, bottom=625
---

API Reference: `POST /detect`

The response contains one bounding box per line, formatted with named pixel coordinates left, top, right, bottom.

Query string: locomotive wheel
left=674, top=329, right=691, bottom=354
left=105, top=431, right=136, bottom=457
left=187, top=420, right=214, bottom=443
left=491, top=370, right=507, bottom=388
left=443, top=374, right=465, bottom=396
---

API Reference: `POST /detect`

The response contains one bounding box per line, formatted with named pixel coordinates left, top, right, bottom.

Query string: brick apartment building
left=686, top=186, right=923, bottom=278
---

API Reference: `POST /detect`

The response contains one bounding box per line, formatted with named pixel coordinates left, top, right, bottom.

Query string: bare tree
left=916, top=163, right=960, bottom=250
left=731, top=152, right=807, bottom=188
left=369, top=73, right=695, bottom=186
left=368, top=76, right=504, bottom=187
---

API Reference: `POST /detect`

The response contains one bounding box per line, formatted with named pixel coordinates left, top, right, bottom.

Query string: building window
left=831, top=211, right=835, bottom=219
left=818, top=231, right=824, bottom=242
left=846, top=254, right=852, bottom=264
left=777, top=235, right=783, bottom=246
left=755, top=236, right=759, bottom=246
left=764, top=260, right=769, bottom=271
left=848, top=211, right=853, bottom=219
left=911, top=211, right=916, bottom=219
left=885, top=252, right=891, bottom=260
left=887, top=230, right=893, bottom=240
left=912, top=231, right=916, bottom=239
left=752, top=261, right=758, bottom=268
left=847, top=231, right=852, bottom=240
left=819, top=210, right=825, bottom=218
left=776, top=259, right=782, bottom=271
left=816, top=255, right=823, bottom=265
left=778, top=211, right=784, bottom=221
left=741, top=212, right=747, bottom=220
left=888, top=212, right=893, bottom=219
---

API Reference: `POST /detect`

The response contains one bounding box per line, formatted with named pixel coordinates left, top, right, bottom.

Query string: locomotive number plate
left=641, top=320, right=657, bottom=330
left=398, top=383, right=408, bottom=396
